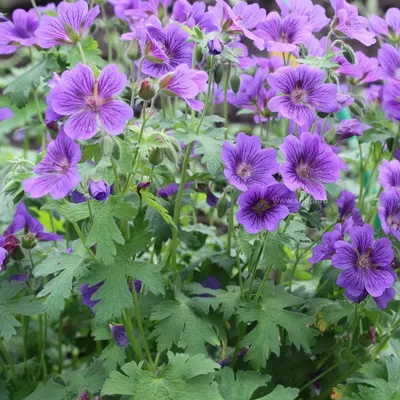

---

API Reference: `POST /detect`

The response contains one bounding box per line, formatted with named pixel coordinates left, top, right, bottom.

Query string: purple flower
left=80, top=282, right=104, bottom=309
left=382, top=79, right=400, bottom=120
left=308, top=222, right=348, bottom=266
left=206, top=184, right=219, bottom=207
left=345, top=287, right=396, bottom=310
left=79, top=390, right=89, bottom=400
left=172, top=0, right=217, bottom=32
left=336, top=190, right=363, bottom=226
left=72, top=190, right=86, bottom=204
left=8, top=274, right=27, bottom=283
left=159, top=64, right=208, bottom=111
left=379, top=159, right=400, bottom=192
left=276, top=0, right=330, bottom=32
left=0, top=234, right=21, bottom=271
left=370, top=8, right=400, bottom=41
left=337, top=52, right=379, bottom=84
left=208, top=0, right=266, bottom=50
left=267, top=65, right=337, bottom=127
left=23, top=127, right=81, bottom=199
left=379, top=188, right=400, bottom=241
left=34, top=0, right=100, bottom=48
left=279, top=133, right=344, bottom=201
left=89, top=179, right=111, bottom=201
left=254, top=12, right=311, bottom=53
left=222, top=132, right=278, bottom=192
left=110, top=324, right=129, bottom=347
left=0, top=108, right=13, bottom=122
left=157, top=182, right=193, bottom=198
left=377, top=44, right=400, bottom=81
left=336, top=119, right=367, bottom=140
left=236, top=183, right=300, bottom=234
left=331, top=0, right=376, bottom=46
left=141, top=23, right=192, bottom=78
left=50, top=63, right=133, bottom=140
left=0, top=245, right=7, bottom=271
left=202, top=276, right=221, bottom=290
left=0, top=9, right=39, bottom=54
left=332, top=224, right=395, bottom=300
left=5, top=203, right=63, bottom=242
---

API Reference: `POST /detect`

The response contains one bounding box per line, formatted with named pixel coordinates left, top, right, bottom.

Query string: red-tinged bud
left=137, top=181, right=151, bottom=197
left=138, top=80, right=155, bottom=100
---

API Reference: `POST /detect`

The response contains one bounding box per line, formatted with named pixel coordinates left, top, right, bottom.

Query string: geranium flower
left=276, top=0, right=330, bottom=32
left=279, top=133, right=344, bottom=201
left=332, top=224, right=395, bottom=300
left=236, top=183, right=300, bottom=233
left=382, top=79, right=400, bottom=120
left=370, top=8, right=400, bottom=41
left=141, top=23, right=192, bottom=78
left=89, top=179, right=111, bottom=201
left=5, top=203, right=63, bottom=242
left=331, top=0, right=376, bottom=46
left=336, top=190, right=363, bottom=226
left=345, top=288, right=396, bottom=310
left=222, top=132, right=279, bottom=191
left=0, top=9, right=39, bottom=54
left=0, top=108, right=13, bottom=121
left=50, top=63, right=133, bottom=140
left=110, top=324, right=129, bottom=347
left=379, top=159, right=400, bottom=192
left=337, top=52, right=379, bottom=84
left=159, top=64, right=208, bottom=111
left=336, top=119, right=368, bottom=140
left=35, top=0, right=100, bottom=48
left=172, top=0, right=217, bottom=32
left=267, top=65, right=337, bottom=126
left=379, top=188, right=400, bottom=241
left=254, top=12, right=311, bottom=53
left=377, top=44, right=400, bottom=81
left=23, top=127, right=81, bottom=199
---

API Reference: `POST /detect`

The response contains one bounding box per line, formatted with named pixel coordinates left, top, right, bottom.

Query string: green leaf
left=259, top=385, right=299, bottom=400
left=34, top=250, right=87, bottom=320
left=263, top=232, right=291, bottom=272
left=236, top=227, right=255, bottom=259
left=85, top=200, right=125, bottom=264
left=100, top=342, right=127, bottom=373
left=4, top=56, right=59, bottom=107
left=84, top=244, right=164, bottom=323
left=42, top=200, right=90, bottom=222
left=150, top=293, right=220, bottom=355
left=62, top=36, right=106, bottom=68
left=0, top=281, right=42, bottom=341
left=141, top=191, right=176, bottom=230
left=186, top=284, right=241, bottom=320
left=237, top=282, right=318, bottom=368
left=217, top=367, right=270, bottom=400
left=297, top=57, right=339, bottom=69
left=0, top=380, right=9, bottom=400
left=25, top=380, right=68, bottom=400
left=102, top=352, right=223, bottom=400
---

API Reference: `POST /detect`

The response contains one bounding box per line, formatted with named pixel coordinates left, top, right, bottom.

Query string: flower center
left=52, top=158, right=71, bottom=174
left=296, top=163, right=312, bottom=178
left=291, top=89, right=307, bottom=104
left=85, top=96, right=103, bottom=112
left=237, top=162, right=253, bottom=181
left=357, top=254, right=371, bottom=269
left=252, top=199, right=270, bottom=216
left=279, top=32, right=289, bottom=43
left=388, top=214, right=400, bottom=230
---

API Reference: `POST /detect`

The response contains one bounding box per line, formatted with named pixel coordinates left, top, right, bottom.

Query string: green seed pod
left=217, top=195, right=229, bottom=218
left=111, top=139, right=121, bottom=160
left=342, top=43, right=356, bottom=64
left=195, top=46, right=203, bottom=64
left=3, top=180, right=19, bottom=193
left=101, top=135, right=114, bottom=157
left=230, top=74, right=241, bottom=94
left=149, top=147, right=163, bottom=166
left=214, top=64, right=224, bottom=84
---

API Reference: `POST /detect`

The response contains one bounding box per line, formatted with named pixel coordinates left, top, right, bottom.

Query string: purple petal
left=98, top=100, right=133, bottom=135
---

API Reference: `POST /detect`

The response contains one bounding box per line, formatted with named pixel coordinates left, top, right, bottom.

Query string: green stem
left=111, top=157, right=120, bottom=193
left=299, top=361, right=342, bottom=393
left=247, top=238, right=266, bottom=299
left=58, top=315, right=63, bottom=374
left=357, top=139, right=364, bottom=208
left=30, top=0, right=41, bottom=20
left=76, top=41, right=87, bottom=64
left=132, top=284, right=156, bottom=371
left=0, top=337, right=19, bottom=388
left=230, top=323, right=246, bottom=369
left=223, top=61, right=232, bottom=139
left=226, top=189, right=235, bottom=256
left=122, top=311, right=144, bottom=361
left=22, top=316, right=30, bottom=380
left=72, top=222, right=100, bottom=263
left=254, top=264, right=273, bottom=302
left=235, top=253, right=245, bottom=300
left=40, top=314, right=48, bottom=380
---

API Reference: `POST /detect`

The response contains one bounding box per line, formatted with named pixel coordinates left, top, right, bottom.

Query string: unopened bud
left=127, top=39, right=141, bottom=61
left=217, top=195, right=229, bottom=218
left=112, top=139, right=121, bottom=160
left=195, top=46, right=203, bottom=64
left=214, top=64, right=224, bottom=85
left=230, top=74, right=240, bottom=94
left=139, top=80, right=155, bottom=101
left=3, top=180, right=19, bottom=194
left=101, top=135, right=114, bottom=157
left=149, top=147, right=163, bottom=166
left=342, top=43, right=356, bottom=64
left=21, top=233, right=36, bottom=250
left=164, top=144, right=178, bottom=164
left=349, top=103, right=363, bottom=117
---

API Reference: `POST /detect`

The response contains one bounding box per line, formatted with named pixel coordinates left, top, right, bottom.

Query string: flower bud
left=3, top=180, right=19, bottom=194
left=112, top=139, right=121, bottom=160
left=79, top=390, right=90, bottom=400
left=158, top=3, right=165, bottom=19
left=4, top=235, right=22, bottom=257
left=214, top=64, right=224, bottom=85
left=138, top=80, right=155, bottom=101
left=110, top=324, right=129, bottom=347
left=217, top=194, right=229, bottom=218
left=230, top=74, right=241, bottom=94
left=195, top=46, right=203, bottom=64
left=21, top=233, right=36, bottom=250
left=89, top=179, right=111, bottom=201
left=342, top=43, right=356, bottom=64
left=126, top=39, right=141, bottom=61
left=349, top=103, right=363, bottom=117
left=164, top=144, right=178, bottom=164
left=137, top=181, right=151, bottom=197
left=208, top=38, right=223, bottom=55
left=149, top=147, right=163, bottom=166
left=101, top=135, right=114, bottom=157
left=64, top=23, right=80, bottom=43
